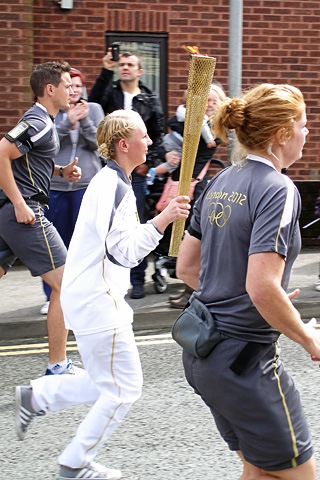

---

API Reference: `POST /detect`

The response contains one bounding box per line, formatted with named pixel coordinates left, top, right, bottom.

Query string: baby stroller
left=151, top=223, right=177, bottom=293
left=146, top=157, right=227, bottom=293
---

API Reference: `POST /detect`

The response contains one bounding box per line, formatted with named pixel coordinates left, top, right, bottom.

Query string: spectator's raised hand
left=62, top=157, right=82, bottom=183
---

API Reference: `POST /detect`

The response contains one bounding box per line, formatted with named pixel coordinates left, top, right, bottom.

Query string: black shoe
left=130, top=284, right=145, bottom=299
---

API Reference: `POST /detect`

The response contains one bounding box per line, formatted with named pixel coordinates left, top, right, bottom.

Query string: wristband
left=59, top=166, right=64, bottom=178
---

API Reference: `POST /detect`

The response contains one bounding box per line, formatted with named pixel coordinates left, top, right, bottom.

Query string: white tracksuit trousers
left=31, top=325, right=143, bottom=468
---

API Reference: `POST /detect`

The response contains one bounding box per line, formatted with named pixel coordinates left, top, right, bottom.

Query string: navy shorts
left=0, top=200, right=67, bottom=276
left=183, top=337, right=313, bottom=471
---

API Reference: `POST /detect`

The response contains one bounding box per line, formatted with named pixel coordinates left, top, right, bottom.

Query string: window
left=105, top=32, right=168, bottom=121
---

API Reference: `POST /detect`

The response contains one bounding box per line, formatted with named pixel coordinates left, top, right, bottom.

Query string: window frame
left=105, top=31, right=168, bottom=121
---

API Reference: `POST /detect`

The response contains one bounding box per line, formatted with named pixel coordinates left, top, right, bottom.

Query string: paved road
left=1, top=249, right=320, bottom=342
left=1, top=333, right=320, bottom=479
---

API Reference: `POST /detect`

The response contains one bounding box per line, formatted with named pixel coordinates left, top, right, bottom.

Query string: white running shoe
left=60, top=461, right=122, bottom=479
left=45, top=359, right=84, bottom=376
left=63, top=359, right=84, bottom=375
left=40, top=301, right=50, bottom=315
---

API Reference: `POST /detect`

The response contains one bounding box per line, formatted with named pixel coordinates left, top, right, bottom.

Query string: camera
left=111, top=43, right=120, bottom=62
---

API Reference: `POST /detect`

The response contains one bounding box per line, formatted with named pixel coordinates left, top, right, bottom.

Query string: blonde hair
left=209, top=83, right=227, bottom=106
left=208, top=83, right=228, bottom=138
left=183, top=82, right=226, bottom=107
left=213, top=83, right=305, bottom=162
left=97, top=110, right=143, bottom=159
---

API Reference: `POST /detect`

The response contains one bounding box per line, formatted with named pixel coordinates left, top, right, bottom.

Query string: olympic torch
left=168, top=52, right=217, bottom=257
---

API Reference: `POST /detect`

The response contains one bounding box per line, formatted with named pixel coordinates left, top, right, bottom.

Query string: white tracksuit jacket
left=60, top=159, right=163, bottom=335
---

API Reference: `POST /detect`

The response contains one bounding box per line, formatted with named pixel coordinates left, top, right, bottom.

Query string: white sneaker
left=63, top=359, right=84, bottom=375
left=60, top=461, right=122, bottom=479
left=45, top=359, right=84, bottom=376
left=40, top=301, right=50, bottom=315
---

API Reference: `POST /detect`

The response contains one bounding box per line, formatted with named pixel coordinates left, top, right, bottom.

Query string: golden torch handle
left=169, top=54, right=217, bottom=257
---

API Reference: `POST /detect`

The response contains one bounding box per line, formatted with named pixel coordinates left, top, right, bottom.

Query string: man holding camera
left=89, top=47, right=164, bottom=299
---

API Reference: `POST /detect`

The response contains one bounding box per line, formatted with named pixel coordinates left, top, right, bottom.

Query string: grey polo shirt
left=11, top=102, right=59, bottom=198
left=189, top=155, right=301, bottom=343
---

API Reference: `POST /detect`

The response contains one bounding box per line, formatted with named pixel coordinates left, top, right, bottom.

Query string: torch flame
left=182, top=45, right=201, bottom=55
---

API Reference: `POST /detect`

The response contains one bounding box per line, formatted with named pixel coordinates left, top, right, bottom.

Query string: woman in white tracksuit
left=15, top=110, right=190, bottom=480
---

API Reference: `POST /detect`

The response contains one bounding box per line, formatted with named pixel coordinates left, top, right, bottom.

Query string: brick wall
left=0, top=0, right=34, bottom=131
left=0, top=0, right=319, bottom=180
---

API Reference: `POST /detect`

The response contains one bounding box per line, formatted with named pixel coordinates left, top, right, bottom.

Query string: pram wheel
left=152, top=272, right=167, bottom=293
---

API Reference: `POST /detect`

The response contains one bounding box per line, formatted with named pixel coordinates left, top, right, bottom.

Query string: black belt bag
left=0, top=190, right=49, bottom=208
left=27, top=192, right=50, bottom=205
left=171, top=298, right=228, bottom=358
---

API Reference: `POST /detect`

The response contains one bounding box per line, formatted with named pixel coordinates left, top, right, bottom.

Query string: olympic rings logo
left=207, top=201, right=232, bottom=228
